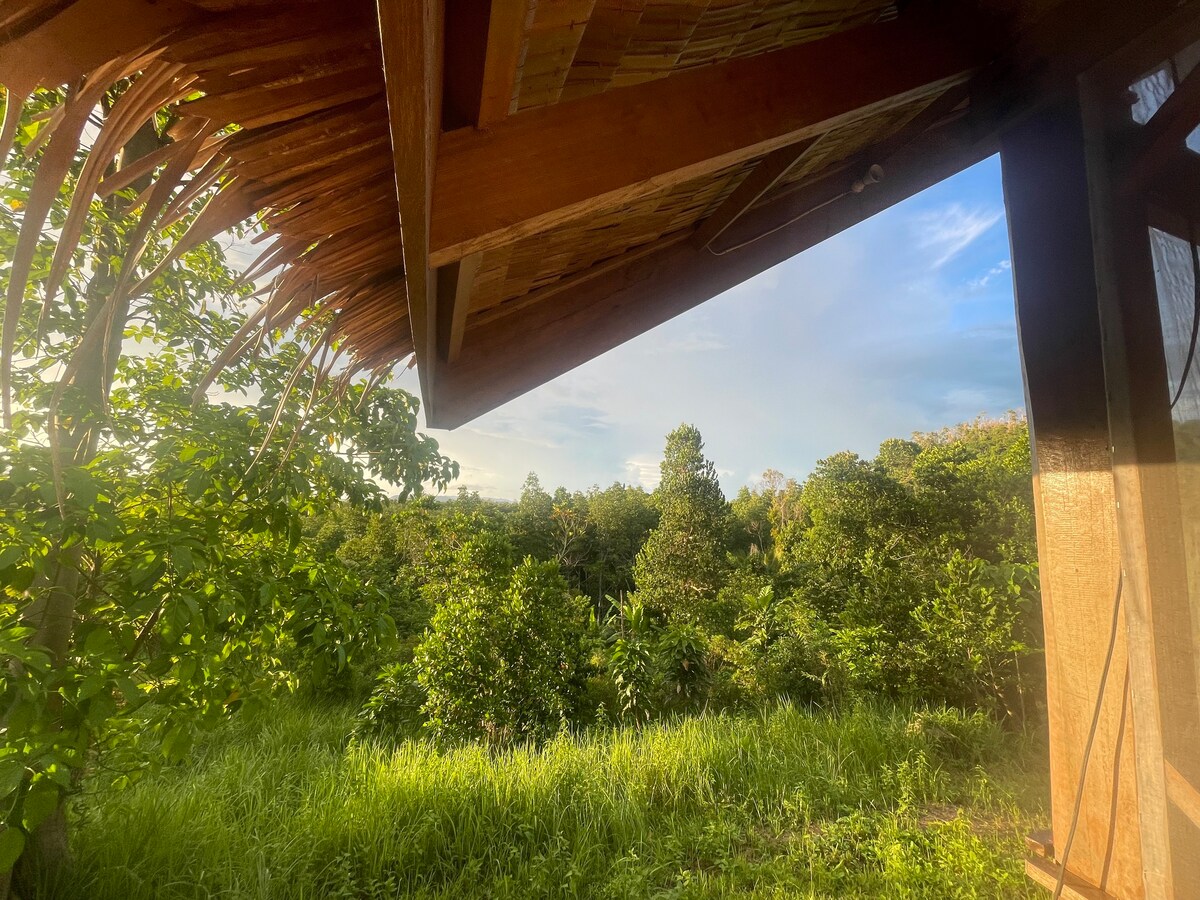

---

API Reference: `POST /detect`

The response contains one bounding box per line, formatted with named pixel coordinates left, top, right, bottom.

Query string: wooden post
left=1080, top=61, right=1200, bottom=899
left=1001, top=101, right=1145, bottom=899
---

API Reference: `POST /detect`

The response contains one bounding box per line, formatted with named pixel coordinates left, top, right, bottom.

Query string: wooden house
left=2, top=0, right=1200, bottom=895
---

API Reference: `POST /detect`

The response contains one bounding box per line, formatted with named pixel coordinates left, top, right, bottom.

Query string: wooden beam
left=428, top=10, right=987, bottom=265
left=1080, top=62, right=1200, bottom=899
left=437, top=252, right=482, bottom=363
left=690, top=137, right=818, bottom=251
left=426, top=112, right=993, bottom=428
left=376, top=0, right=442, bottom=414
left=1145, top=152, right=1200, bottom=244
left=966, top=0, right=1200, bottom=143
left=1122, top=60, right=1200, bottom=195
left=732, top=0, right=1195, bottom=260
left=477, top=0, right=529, bottom=126
left=1001, top=100, right=1145, bottom=900
left=441, top=0, right=491, bottom=129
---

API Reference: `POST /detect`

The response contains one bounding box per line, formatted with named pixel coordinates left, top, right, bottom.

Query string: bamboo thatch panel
left=0, top=0, right=963, bottom=378
left=469, top=155, right=761, bottom=315
left=0, top=0, right=418, bottom=374
left=513, top=0, right=898, bottom=111
left=781, top=91, right=937, bottom=184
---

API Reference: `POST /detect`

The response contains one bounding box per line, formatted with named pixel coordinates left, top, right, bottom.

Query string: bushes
left=352, top=416, right=1042, bottom=739
left=415, top=558, right=591, bottom=745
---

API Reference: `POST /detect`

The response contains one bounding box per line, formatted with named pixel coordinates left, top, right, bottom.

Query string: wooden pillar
left=1080, top=62, right=1200, bottom=899
left=1001, top=100, right=1145, bottom=899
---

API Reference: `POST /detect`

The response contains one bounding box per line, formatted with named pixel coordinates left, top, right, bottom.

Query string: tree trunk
left=9, top=111, right=162, bottom=898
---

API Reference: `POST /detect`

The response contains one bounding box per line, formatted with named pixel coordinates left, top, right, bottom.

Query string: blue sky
left=392, top=155, right=1024, bottom=500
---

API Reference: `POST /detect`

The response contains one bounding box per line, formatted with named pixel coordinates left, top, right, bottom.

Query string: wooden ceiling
left=0, top=0, right=1190, bottom=426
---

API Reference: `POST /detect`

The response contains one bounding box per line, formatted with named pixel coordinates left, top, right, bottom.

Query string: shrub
left=732, top=586, right=831, bottom=705
left=604, top=598, right=656, bottom=725
left=910, top=553, right=1041, bottom=721
left=355, top=663, right=425, bottom=740
left=415, top=559, right=590, bottom=746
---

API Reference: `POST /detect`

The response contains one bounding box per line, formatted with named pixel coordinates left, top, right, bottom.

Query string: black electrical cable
left=1168, top=223, right=1200, bottom=410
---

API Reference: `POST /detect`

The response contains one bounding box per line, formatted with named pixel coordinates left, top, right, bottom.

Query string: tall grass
left=67, top=702, right=1046, bottom=899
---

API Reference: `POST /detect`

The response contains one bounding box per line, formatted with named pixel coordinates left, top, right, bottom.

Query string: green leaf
left=161, top=725, right=193, bottom=763
left=0, top=757, right=25, bottom=799
left=0, top=828, right=25, bottom=874
left=21, top=783, right=59, bottom=831
left=84, top=628, right=117, bottom=657
left=0, top=544, right=22, bottom=570
left=77, top=673, right=105, bottom=700
left=185, top=470, right=212, bottom=502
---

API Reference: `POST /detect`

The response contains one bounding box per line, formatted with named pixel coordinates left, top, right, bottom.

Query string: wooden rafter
left=477, top=0, right=530, bottom=126
left=428, top=10, right=987, bottom=266
left=436, top=252, right=482, bottom=364
left=376, top=0, right=442, bottom=411
left=690, top=137, right=819, bottom=251
left=426, top=111, right=993, bottom=427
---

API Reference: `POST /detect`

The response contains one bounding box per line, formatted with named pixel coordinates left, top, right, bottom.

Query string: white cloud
left=914, top=204, right=1003, bottom=268
left=969, top=259, right=1012, bottom=290
left=624, top=457, right=661, bottom=490
left=391, top=156, right=1024, bottom=501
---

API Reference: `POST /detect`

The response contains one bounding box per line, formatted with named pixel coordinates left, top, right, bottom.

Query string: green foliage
left=355, top=662, right=426, bottom=739
left=632, top=424, right=729, bottom=625
left=604, top=598, right=655, bottom=725
left=579, top=482, right=657, bottom=603
left=0, top=85, right=456, bottom=879
left=727, top=585, right=829, bottom=705
left=415, top=558, right=591, bottom=746
left=508, top=472, right=555, bottom=561
left=910, top=554, right=1040, bottom=719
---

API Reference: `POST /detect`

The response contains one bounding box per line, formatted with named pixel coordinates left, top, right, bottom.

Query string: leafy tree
left=730, top=485, right=773, bottom=558
left=415, top=558, right=590, bottom=746
left=781, top=451, right=923, bottom=618
left=0, top=87, right=454, bottom=887
left=728, top=585, right=829, bottom=705
left=549, top=488, right=589, bottom=588
left=910, top=554, right=1040, bottom=719
left=632, top=425, right=729, bottom=625
left=509, top=472, right=555, bottom=561
left=580, top=483, right=657, bottom=605
left=911, top=416, right=1036, bottom=564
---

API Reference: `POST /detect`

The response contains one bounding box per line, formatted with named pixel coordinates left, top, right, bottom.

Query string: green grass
left=66, top=702, right=1048, bottom=899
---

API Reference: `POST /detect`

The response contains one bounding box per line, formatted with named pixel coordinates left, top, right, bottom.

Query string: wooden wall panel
left=1001, top=101, right=1145, bottom=900
left=1080, top=60, right=1200, bottom=897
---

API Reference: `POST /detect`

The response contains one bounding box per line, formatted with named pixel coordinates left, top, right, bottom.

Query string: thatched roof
left=0, top=0, right=1179, bottom=426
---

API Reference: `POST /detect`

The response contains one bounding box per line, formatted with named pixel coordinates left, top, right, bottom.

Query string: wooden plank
left=376, top=0, right=442, bottom=414
left=1026, top=857, right=1119, bottom=900
left=1026, top=830, right=1055, bottom=859
left=426, top=111, right=993, bottom=427
left=690, top=137, right=818, bottom=251
left=1080, top=65, right=1200, bottom=900
left=477, top=0, right=531, bottom=126
left=428, top=9, right=987, bottom=265
left=437, top=252, right=482, bottom=363
left=1166, top=761, right=1200, bottom=831
left=1000, top=100, right=1145, bottom=900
